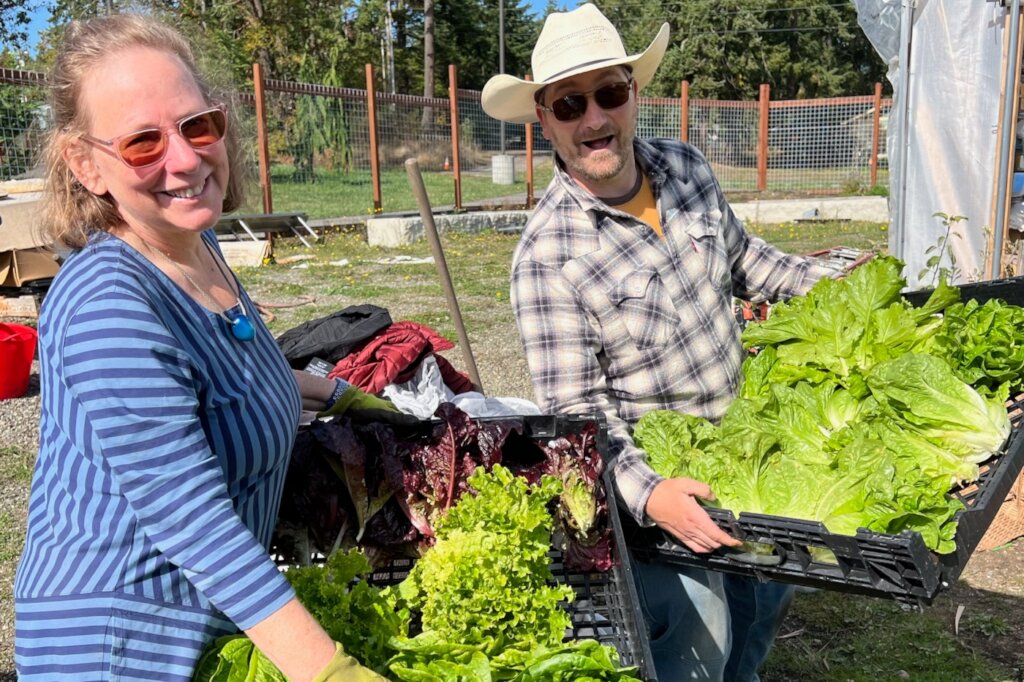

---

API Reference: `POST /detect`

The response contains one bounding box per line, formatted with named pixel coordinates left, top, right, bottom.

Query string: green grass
left=268, top=165, right=555, bottom=220
left=0, top=512, right=21, bottom=564
left=0, top=446, right=33, bottom=484
left=712, top=162, right=890, bottom=195
left=763, top=591, right=1015, bottom=682
left=265, top=160, right=883, bottom=222
left=242, top=227, right=523, bottom=339
left=747, top=219, right=889, bottom=255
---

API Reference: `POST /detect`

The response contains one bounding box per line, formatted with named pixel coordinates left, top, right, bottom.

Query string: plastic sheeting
left=854, top=0, right=1007, bottom=288
left=383, top=355, right=542, bottom=419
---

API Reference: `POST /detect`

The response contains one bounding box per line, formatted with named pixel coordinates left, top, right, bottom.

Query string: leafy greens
left=197, top=467, right=640, bottom=682
left=635, top=257, right=1014, bottom=554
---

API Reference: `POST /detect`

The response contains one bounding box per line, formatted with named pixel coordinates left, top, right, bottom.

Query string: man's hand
left=645, top=478, right=742, bottom=554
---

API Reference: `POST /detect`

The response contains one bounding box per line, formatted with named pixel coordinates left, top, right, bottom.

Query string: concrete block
left=731, top=196, right=889, bottom=225
left=365, top=217, right=423, bottom=248
left=366, top=210, right=532, bottom=247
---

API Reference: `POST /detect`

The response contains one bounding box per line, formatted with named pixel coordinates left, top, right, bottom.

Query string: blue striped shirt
left=15, top=231, right=301, bottom=681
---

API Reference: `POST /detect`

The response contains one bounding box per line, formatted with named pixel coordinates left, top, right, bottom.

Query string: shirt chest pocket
left=607, top=268, right=681, bottom=350
left=684, top=209, right=730, bottom=295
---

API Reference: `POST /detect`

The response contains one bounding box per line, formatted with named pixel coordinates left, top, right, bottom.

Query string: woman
left=15, top=14, right=389, bottom=682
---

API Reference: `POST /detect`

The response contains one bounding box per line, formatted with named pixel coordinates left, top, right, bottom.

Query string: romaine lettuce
left=636, top=257, right=1013, bottom=554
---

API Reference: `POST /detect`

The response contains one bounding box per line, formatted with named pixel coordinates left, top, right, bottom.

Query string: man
left=482, top=5, right=837, bottom=681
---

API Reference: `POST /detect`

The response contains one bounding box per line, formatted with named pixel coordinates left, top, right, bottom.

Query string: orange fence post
left=252, top=63, right=273, bottom=215
left=365, top=64, right=382, bottom=213
left=870, top=82, right=883, bottom=188
left=680, top=80, right=689, bottom=143
left=525, top=74, right=534, bottom=208
left=448, top=65, right=462, bottom=210
left=757, top=83, right=770, bottom=192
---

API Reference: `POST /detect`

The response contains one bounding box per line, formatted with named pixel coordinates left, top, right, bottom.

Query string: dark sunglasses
left=81, top=106, right=228, bottom=169
left=539, top=79, right=633, bottom=122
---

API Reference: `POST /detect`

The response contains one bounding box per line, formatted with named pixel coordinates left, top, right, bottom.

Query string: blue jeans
left=632, top=559, right=794, bottom=681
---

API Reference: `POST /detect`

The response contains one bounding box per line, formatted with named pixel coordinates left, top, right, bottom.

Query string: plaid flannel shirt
left=510, top=138, right=836, bottom=525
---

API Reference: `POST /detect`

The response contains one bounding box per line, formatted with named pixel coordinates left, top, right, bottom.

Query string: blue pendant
left=225, top=302, right=256, bottom=342
left=231, top=314, right=256, bottom=341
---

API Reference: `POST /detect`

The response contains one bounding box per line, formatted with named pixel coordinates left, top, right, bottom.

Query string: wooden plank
left=757, top=84, right=769, bottom=192
left=525, top=74, right=534, bottom=209
left=366, top=64, right=382, bottom=213
left=449, top=64, right=462, bottom=210
left=253, top=62, right=274, bottom=215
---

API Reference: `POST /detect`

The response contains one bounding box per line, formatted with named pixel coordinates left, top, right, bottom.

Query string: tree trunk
left=421, top=0, right=435, bottom=131
left=241, top=0, right=275, bottom=77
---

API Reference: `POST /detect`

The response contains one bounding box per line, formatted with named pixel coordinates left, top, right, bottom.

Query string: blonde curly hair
left=43, top=14, right=247, bottom=249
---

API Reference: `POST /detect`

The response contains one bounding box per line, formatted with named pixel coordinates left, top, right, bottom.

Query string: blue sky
left=22, top=4, right=50, bottom=54
left=20, top=0, right=569, bottom=56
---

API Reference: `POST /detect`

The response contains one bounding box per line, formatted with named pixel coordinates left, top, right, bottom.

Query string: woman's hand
left=292, top=370, right=416, bottom=425
left=318, top=382, right=418, bottom=425
left=244, top=598, right=337, bottom=682
left=312, top=643, right=389, bottom=682
left=293, top=370, right=341, bottom=412
left=244, top=600, right=387, bottom=681
left=645, top=478, right=741, bottom=554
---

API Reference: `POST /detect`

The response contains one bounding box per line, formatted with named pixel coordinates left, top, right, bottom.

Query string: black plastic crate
left=364, top=540, right=655, bottom=679
left=282, top=413, right=657, bottom=680
left=624, top=277, right=1024, bottom=608
left=904, top=274, right=1024, bottom=309
left=486, top=416, right=655, bottom=680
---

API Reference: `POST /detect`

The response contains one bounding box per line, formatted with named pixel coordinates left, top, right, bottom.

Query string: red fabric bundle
left=327, top=321, right=474, bottom=395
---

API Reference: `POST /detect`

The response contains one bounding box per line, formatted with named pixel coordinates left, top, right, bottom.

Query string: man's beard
left=565, top=121, right=636, bottom=184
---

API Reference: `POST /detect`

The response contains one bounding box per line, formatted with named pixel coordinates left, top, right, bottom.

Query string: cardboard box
left=0, top=248, right=60, bottom=287
left=219, top=239, right=270, bottom=268
left=0, top=191, right=49, bottom=251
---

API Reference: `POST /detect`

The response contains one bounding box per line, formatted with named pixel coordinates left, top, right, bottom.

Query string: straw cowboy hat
left=481, top=3, right=669, bottom=124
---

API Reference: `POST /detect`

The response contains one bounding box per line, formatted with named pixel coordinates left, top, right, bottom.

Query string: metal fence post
left=680, top=80, right=689, bottom=143
left=448, top=64, right=462, bottom=210
left=525, top=74, right=534, bottom=208
left=365, top=64, right=383, bottom=213
left=870, top=82, right=883, bottom=188
left=252, top=63, right=273, bottom=215
left=758, top=83, right=769, bottom=192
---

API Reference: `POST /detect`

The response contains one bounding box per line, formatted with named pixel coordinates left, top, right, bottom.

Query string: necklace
left=135, top=234, right=256, bottom=342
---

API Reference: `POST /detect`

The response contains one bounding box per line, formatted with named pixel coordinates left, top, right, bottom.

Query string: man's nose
left=578, top=93, right=611, bottom=129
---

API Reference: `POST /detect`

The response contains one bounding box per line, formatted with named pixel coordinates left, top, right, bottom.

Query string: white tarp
left=854, top=0, right=1007, bottom=288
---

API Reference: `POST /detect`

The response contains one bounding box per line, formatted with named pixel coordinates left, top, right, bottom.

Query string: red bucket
left=0, top=323, right=38, bottom=400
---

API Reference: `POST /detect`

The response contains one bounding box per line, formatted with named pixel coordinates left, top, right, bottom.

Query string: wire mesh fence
left=1, top=66, right=890, bottom=221
left=638, top=96, right=683, bottom=141
left=0, top=69, right=49, bottom=184
left=688, top=99, right=762, bottom=192
left=455, top=90, right=554, bottom=210
left=767, top=95, right=888, bottom=194
left=257, top=80, right=380, bottom=217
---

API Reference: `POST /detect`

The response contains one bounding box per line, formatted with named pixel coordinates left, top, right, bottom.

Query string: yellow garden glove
left=312, top=642, right=389, bottom=682
left=317, top=380, right=418, bottom=425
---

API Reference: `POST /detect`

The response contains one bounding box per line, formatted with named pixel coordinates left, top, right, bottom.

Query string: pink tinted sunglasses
left=81, top=106, right=228, bottom=169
